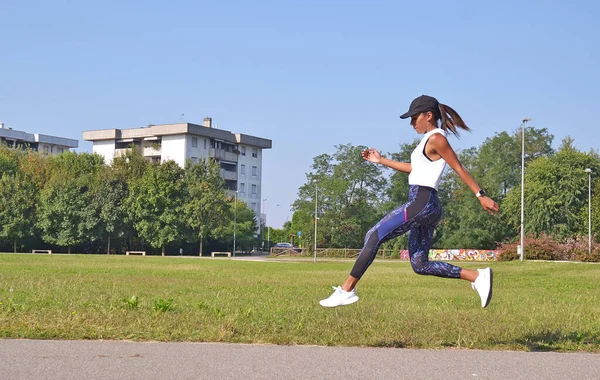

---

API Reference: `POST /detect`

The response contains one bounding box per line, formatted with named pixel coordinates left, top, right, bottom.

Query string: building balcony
left=142, top=145, right=161, bottom=157
left=115, top=148, right=129, bottom=158
left=220, top=169, right=238, bottom=181
left=209, top=148, right=238, bottom=162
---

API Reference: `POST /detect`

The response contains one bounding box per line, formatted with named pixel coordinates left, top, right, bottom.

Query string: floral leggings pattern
left=350, top=185, right=463, bottom=280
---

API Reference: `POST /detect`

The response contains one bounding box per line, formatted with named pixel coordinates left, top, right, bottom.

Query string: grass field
left=1, top=253, right=599, bottom=352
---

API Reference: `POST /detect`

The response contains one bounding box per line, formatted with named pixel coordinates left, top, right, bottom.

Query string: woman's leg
left=341, top=186, right=434, bottom=291
left=341, top=205, right=413, bottom=291
left=408, top=224, right=462, bottom=279
left=408, top=225, right=493, bottom=307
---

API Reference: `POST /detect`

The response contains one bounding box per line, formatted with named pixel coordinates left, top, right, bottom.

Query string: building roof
left=0, top=127, right=78, bottom=148
left=83, top=123, right=271, bottom=149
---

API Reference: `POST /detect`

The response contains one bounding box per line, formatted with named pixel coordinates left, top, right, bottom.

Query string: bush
left=496, top=234, right=600, bottom=262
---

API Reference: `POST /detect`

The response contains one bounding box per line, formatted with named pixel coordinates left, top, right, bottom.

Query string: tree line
left=2, top=126, right=599, bottom=256
left=0, top=147, right=257, bottom=255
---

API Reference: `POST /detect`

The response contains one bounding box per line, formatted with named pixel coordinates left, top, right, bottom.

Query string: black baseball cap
left=399, top=95, right=440, bottom=119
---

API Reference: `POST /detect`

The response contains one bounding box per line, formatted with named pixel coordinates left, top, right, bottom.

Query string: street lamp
left=233, top=191, right=237, bottom=257
left=267, top=204, right=281, bottom=254
left=585, top=168, right=593, bottom=255
left=314, top=183, right=318, bottom=263
left=262, top=198, right=267, bottom=251
left=284, top=214, right=292, bottom=243
left=520, top=117, right=531, bottom=262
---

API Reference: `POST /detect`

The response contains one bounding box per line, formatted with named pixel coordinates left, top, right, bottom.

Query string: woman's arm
left=362, top=148, right=412, bottom=174
left=428, top=134, right=499, bottom=214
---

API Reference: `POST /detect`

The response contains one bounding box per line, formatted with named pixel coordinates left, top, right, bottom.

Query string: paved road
left=1, top=339, right=599, bottom=380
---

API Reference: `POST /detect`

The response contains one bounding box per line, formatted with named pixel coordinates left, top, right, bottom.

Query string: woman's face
left=410, top=112, right=433, bottom=134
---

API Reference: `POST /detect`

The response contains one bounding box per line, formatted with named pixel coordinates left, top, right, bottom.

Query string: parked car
left=273, top=242, right=301, bottom=253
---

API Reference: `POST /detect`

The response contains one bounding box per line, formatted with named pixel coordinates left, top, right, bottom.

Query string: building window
left=251, top=202, right=257, bottom=212
left=191, top=156, right=198, bottom=163
left=240, top=183, right=245, bottom=194
left=252, top=148, right=258, bottom=158
left=241, top=146, right=246, bottom=156
left=204, top=139, right=207, bottom=149
left=57, top=147, right=64, bottom=154
left=241, top=164, right=246, bottom=175
left=252, top=166, right=257, bottom=176
left=43, top=146, right=49, bottom=155
left=251, top=184, right=257, bottom=195
left=192, top=137, right=198, bottom=148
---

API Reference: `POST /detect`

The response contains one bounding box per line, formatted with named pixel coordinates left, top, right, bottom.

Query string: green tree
left=94, top=169, right=128, bottom=254
left=502, top=137, right=599, bottom=239
left=48, top=151, right=105, bottom=183
left=216, top=199, right=258, bottom=252
left=19, top=150, right=52, bottom=191
left=127, top=160, right=186, bottom=255
left=0, top=173, right=37, bottom=252
left=183, top=158, right=230, bottom=256
left=37, top=152, right=105, bottom=253
left=435, top=126, right=554, bottom=249
left=37, top=180, right=99, bottom=253
left=0, top=146, right=20, bottom=177
left=110, top=147, right=149, bottom=251
left=111, top=147, right=149, bottom=183
left=293, top=144, right=387, bottom=249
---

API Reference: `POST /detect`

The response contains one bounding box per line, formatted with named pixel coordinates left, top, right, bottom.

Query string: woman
left=320, top=95, right=500, bottom=308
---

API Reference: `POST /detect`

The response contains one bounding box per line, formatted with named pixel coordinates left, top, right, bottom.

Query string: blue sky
left=2, top=0, right=599, bottom=228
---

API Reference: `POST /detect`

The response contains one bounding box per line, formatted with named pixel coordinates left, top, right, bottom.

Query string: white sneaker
left=319, top=286, right=359, bottom=307
left=471, top=268, right=493, bottom=308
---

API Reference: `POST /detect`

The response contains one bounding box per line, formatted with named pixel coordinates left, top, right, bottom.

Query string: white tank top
left=408, top=128, right=447, bottom=190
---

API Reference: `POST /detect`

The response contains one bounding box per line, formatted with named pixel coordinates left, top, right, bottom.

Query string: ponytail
left=437, top=104, right=470, bottom=137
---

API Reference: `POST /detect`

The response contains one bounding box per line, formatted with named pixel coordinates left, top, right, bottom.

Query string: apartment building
left=82, top=117, right=272, bottom=216
left=0, top=123, right=78, bottom=154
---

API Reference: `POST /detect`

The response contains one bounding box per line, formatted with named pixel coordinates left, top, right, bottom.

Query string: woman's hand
left=362, top=148, right=381, bottom=164
left=479, top=196, right=499, bottom=215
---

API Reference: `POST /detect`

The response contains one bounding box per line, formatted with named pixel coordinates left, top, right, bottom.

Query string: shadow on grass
left=496, top=329, right=600, bottom=351
left=372, top=340, right=408, bottom=348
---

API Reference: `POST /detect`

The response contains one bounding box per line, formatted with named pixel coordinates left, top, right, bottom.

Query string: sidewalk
left=2, top=339, right=599, bottom=380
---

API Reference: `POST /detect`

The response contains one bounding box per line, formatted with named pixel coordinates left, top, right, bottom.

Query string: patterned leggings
left=350, top=185, right=463, bottom=280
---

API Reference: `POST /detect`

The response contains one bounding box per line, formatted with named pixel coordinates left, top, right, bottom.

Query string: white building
left=0, top=123, right=78, bottom=155
left=82, top=117, right=272, bottom=216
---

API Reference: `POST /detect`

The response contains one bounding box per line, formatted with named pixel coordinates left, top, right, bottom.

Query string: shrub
left=496, top=234, right=600, bottom=262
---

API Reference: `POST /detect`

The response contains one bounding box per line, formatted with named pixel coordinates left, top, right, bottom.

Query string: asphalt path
left=1, top=339, right=599, bottom=380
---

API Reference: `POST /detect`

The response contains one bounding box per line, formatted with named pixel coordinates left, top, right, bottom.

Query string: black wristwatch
left=476, top=189, right=486, bottom=198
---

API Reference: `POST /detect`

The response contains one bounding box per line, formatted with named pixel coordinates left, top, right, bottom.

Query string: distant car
left=273, top=242, right=301, bottom=253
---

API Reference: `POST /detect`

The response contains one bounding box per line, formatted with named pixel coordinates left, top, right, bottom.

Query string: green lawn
left=1, top=254, right=599, bottom=351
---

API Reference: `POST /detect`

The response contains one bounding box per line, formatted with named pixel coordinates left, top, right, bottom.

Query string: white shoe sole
left=482, top=268, right=493, bottom=308
left=319, top=295, right=359, bottom=308
left=481, top=268, right=494, bottom=307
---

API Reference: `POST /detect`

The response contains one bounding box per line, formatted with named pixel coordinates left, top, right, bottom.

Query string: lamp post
left=314, top=183, right=318, bottom=263
left=284, top=214, right=292, bottom=243
left=520, top=117, right=531, bottom=262
left=585, top=168, right=593, bottom=255
left=262, top=198, right=267, bottom=252
left=233, top=191, right=237, bottom=257
left=267, top=204, right=280, bottom=254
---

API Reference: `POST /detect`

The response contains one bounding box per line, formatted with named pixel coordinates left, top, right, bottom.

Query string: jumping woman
left=320, top=95, right=500, bottom=308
